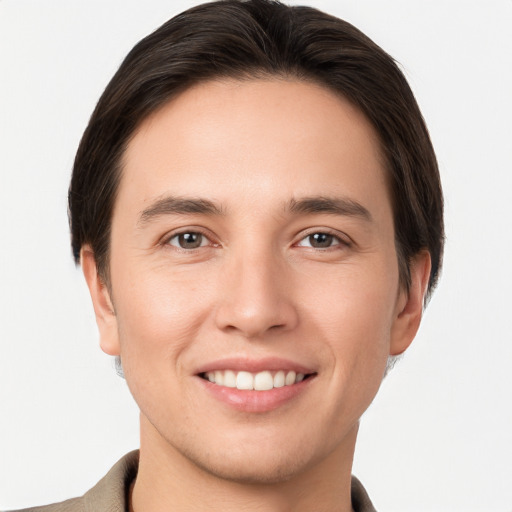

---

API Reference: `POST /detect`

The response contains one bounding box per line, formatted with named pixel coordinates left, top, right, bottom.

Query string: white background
left=1, top=1, right=511, bottom=510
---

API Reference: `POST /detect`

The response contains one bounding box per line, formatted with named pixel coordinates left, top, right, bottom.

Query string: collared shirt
left=10, top=451, right=376, bottom=512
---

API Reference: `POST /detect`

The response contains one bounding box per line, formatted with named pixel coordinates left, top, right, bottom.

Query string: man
left=13, top=0, right=443, bottom=510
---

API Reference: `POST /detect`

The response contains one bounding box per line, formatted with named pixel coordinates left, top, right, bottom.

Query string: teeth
left=254, top=371, right=273, bottom=391
left=223, top=370, right=236, bottom=388
left=204, top=369, right=308, bottom=390
left=236, top=371, right=254, bottom=390
left=273, top=370, right=285, bottom=388
left=214, top=370, right=224, bottom=386
left=285, top=371, right=296, bottom=386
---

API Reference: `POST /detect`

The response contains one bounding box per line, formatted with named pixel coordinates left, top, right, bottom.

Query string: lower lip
left=198, top=376, right=314, bottom=413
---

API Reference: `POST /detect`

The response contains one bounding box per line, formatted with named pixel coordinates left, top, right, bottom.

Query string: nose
left=214, top=249, right=299, bottom=339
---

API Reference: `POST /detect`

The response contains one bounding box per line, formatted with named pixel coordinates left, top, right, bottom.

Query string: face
left=84, top=79, right=427, bottom=484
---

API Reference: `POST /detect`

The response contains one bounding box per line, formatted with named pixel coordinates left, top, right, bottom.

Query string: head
left=70, top=0, right=443, bottom=298
left=71, top=0, right=443, bottom=486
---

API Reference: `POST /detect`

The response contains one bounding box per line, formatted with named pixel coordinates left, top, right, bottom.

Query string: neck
left=130, top=415, right=358, bottom=512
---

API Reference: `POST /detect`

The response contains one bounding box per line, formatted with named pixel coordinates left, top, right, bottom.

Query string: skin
left=82, top=79, right=430, bottom=512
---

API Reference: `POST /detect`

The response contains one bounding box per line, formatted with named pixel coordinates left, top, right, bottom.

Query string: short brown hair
left=69, top=0, right=444, bottom=300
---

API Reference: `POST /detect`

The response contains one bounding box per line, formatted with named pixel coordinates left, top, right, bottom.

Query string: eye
left=297, top=232, right=343, bottom=249
left=167, top=231, right=209, bottom=249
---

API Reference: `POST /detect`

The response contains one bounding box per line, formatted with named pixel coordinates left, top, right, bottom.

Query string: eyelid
left=158, top=226, right=351, bottom=250
left=161, top=226, right=219, bottom=249
left=294, top=228, right=352, bottom=248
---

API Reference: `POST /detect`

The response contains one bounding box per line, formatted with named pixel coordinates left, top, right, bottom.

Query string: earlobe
left=80, top=246, right=121, bottom=356
left=390, top=250, right=431, bottom=356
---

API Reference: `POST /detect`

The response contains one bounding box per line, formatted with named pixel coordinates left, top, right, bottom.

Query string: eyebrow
left=138, top=196, right=224, bottom=225
left=288, top=196, right=372, bottom=221
left=137, top=194, right=372, bottom=227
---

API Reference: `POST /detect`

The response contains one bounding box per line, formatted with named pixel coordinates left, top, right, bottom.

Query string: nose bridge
left=214, top=239, right=297, bottom=338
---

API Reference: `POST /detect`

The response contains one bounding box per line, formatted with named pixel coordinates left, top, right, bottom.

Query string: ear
left=390, top=250, right=431, bottom=356
left=81, top=245, right=121, bottom=356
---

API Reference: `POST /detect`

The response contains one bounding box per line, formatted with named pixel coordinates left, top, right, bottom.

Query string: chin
left=166, top=421, right=340, bottom=486
left=183, top=445, right=315, bottom=485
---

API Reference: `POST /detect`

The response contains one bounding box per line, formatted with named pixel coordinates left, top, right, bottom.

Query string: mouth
left=195, top=358, right=317, bottom=412
left=199, top=369, right=316, bottom=391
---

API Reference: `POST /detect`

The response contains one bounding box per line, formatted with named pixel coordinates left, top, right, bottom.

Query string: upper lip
left=194, top=357, right=316, bottom=375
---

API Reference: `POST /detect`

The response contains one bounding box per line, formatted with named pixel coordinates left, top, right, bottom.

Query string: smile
left=200, top=370, right=311, bottom=391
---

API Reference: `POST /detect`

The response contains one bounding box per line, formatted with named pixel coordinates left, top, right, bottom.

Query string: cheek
left=305, top=262, right=399, bottom=380
left=112, top=264, right=214, bottom=368
left=111, top=268, right=215, bottom=417
left=305, top=260, right=398, bottom=333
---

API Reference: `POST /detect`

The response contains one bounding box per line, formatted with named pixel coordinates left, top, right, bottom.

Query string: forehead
left=117, top=78, right=390, bottom=221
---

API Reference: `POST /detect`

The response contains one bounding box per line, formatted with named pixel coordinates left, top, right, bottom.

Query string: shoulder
left=6, top=451, right=139, bottom=512
left=5, top=496, right=83, bottom=512
left=351, top=475, right=377, bottom=512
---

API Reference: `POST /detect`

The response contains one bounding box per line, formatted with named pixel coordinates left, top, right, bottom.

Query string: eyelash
left=164, top=229, right=217, bottom=251
left=294, top=229, right=351, bottom=250
left=163, top=228, right=350, bottom=251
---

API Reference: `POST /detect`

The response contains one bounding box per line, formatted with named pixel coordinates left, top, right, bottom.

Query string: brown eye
left=168, top=232, right=207, bottom=249
left=309, top=233, right=333, bottom=248
left=297, top=232, right=341, bottom=249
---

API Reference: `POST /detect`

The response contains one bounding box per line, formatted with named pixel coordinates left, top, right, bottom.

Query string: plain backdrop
left=1, top=1, right=511, bottom=510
